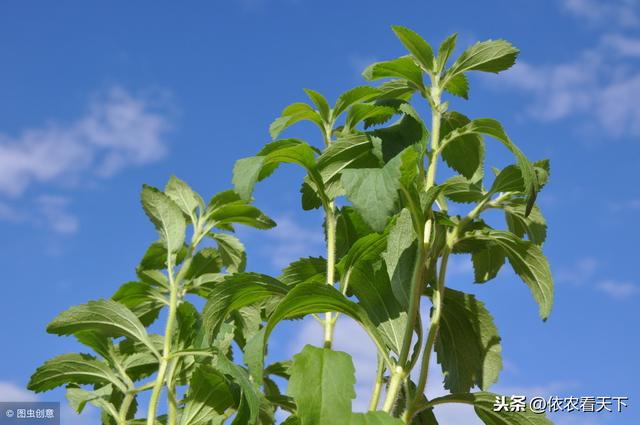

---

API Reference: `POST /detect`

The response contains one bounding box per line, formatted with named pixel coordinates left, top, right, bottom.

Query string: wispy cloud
left=491, top=32, right=640, bottom=138
left=597, top=279, right=639, bottom=299
left=0, top=381, right=37, bottom=402
left=555, top=257, right=599, bottom=286
left=560, top=0, right=639, bottom=28
left=0, top=86, right=171, bottom=234
left=259, top=215, right=324, bottom=270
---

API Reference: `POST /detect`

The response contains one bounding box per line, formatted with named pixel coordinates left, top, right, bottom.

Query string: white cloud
left=555, top=257, right=599, bottom=286
left=561, top=0, right=640, bottom=28
left=0, top=381, right=38, bottom=402
left=35, top=195, right=79, bottom=234
left=493, top=33, right=640, bottom=138
left=608, top=198, right=640, bottom=212
left=597, top=279, right=639, bottom=299
left=260, top=215, right=325, bottom=269
left=0, top=86, right=169, bottom=197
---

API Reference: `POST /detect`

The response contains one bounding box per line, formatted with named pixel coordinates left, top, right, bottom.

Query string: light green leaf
left=430, top=392, right=553, bottom=425
left=112, top=281, right=165, bottom=327
left=363, top=56, right=425, bottom=92
left=333, top=86, right=380, bottom=118
left=460, top=230, right=553, bottom=319
left=270, top=102, right=323, bottom=140
left=392, top=26, right=435, bottom=72
left=141, top=185, right=186, bottom=253
left=442, top=176, right=485, bottom=204
left=339, top=232, right=387, bottom=283
left=201, top=273, right=288, bottom=338
left=47, top=299, right=158, bottom=354
left=430, top=288, right=502, bottom=393
left=206, top=203, right=276, bottom=230
left=288, top=345, right=356, bottom=425
left=214, top=355, right=261, bottom=425
left=382, top=208, right=417, bottom=307
left=165, top=176, right=203, bottom=219
left=66, top=385, right=114, bottom=414
left=233, top=156, right=266, bottom=201
left=350, top=411, right=405, bottom=425
left=435, top=33, right=458, bottom=73
left=280, top=257, right=327, bottom=285
left=443, top=73, right=469, bottom=99
left=211, top=233, right=246, bottom=273
left=304, top=89, right=331, bottom=122
left=504, top=202, right=547, bottom=245
left=341, top=155, right=402, bottom=232
left=180, top=365, right=234, bottom=425
left=446, top=39, right=519, bottom=77
left=28, top=353, right=126, bottom=393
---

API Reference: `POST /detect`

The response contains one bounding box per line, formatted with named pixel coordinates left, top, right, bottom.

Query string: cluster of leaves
left=30, top=26, right=556, bottom=425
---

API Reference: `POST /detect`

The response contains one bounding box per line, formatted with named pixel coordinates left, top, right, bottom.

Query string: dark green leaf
left=471, top=244, right=506, bottom=283
left=333, top=86, right=381, bottom=118
left=280, top=257, right=327, bottom=286
left=382, top=208, right=417, bottom=307
left=180, top=365, right=234, bottom=425
left=440, top=112, right=483, bottom=180
left=363, top=56, right=424, bottom=92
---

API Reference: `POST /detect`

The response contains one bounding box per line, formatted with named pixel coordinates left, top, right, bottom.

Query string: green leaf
left=184, top=248, right=223, bottom=279
left=47, top=299, right=158, bottom=355
left=489, top=165, right=524, bottom=194
left=335, top=206, right=376, bottom=259
left=435, top=33, right=458, bottom=73
left=74, top=331, right=112, bottom=361
left=165, top=176, right=203, bottom=219
left=28, top=353, right=126, bottom=393
left=382, top=208, right=417, bottom=307
left=339, top=232, right=387, bottom=284
left=180, top=365, right=235, bottom=425
left=439, top=118, right=537, bottom=213
left=442, top=176, right=485, bottom=204
left=211, top=233, right=247, bottom=273
left=341, top=155, right=402, bottom=232
left=349, top=261, right=407, bottom=355
left=504, top=202, right=547, bottom=245
left=363, top=56, right=425, bottom=92
left=350, top=412, right=405, bottom=425
left=206, top=203, right=276, bottom=230
left=112, top=281, right=165, bottom=327
left=391, top=26, right=435, bottom=72
left=333, top=86, right=381, bottom=118
left=446, top=39, right=519, bottom=77
left=430, top=392, right=553, bottom=425
left=443, top=73, right=469, bottom=99
left=288, top=345, right=356, bottom=425
left=460, top=230, right=553, bottom=320
left=232, top=156, right=265, bottom=202
left=280, top=257, right=327, bottom=285
left=440, top=112, right=483, bottom=180
left=214, top=355, right=262, bottom=425
left=141, top=185, right=186, bottom=253
left=471, top=244, right=506, bottom=283
left=66, top=385, right=114, bottom=414
left=430, top=288, right=502, bottom=393
left=202, top=273, right=288, bottom=338
left=270, top=102, right=323, bottom=140
left=304, top=89, right=331, bottom=122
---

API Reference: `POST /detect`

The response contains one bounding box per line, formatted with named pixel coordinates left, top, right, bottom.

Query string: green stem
left=147, top=258, right=179, bottom=425
left=414, top=249, right=450, bottom=402
left=382, top=366, right=405, bottom=413
left=368, top=356, right=385, bottom=411
left=118, top=393, right=135, bottom=424
left=323, top=201, right=337, bottom=348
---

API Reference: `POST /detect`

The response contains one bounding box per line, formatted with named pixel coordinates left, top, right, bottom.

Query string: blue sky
left=0, top=1, right=638, bottom=424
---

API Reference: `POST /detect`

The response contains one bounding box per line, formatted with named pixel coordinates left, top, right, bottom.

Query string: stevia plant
left=29, top=26, right=555, bottom=425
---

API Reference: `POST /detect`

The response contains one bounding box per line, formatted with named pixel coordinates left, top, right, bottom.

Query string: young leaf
left=391, top=26, right=435, bottom=73
left=429, top=392, right=553, bottom=425
left=435, top=33, right=458, bottom=74
left=304, top=89, right=331, bottom=123
left=460, top=230, right=553, bottom=320
left=165, top=176, right=203, bottom=220
left=363, top=56, right=425, bottom=92
left=333, top=86, right=381, bottom=118
left=443, top=73, right=469, bottom=99
left=141, top=185, right=186, bottom=254
left=270, top=102, right=324, bottom=140
left=430, top=288, right=502, bottom=393
left=47, top=300, right=158, bottom=354
left=288, top=345, right=356, bottom=425
left=180, top=365, right=235, bottom=425
left=28, top=353, right=126, bottom=393
left=446, top=39, right=519, bottom=77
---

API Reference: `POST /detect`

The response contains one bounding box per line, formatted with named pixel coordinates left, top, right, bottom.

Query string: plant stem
left=368, top=356, right=385, bottom=411
left=118, top=393, right=135, bottom=424
left=382, top=366, right=405, bottom=413
left=323, top=201, right=337, bottom=348
left=147, top=258, right=179, bottom=425
left=414, top=248, right=450, bottom=401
